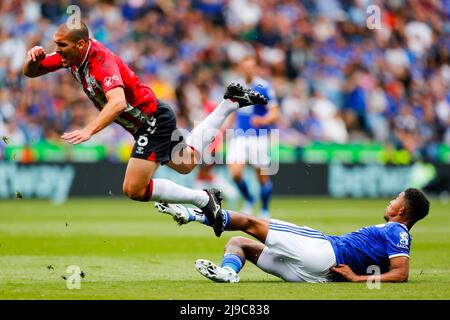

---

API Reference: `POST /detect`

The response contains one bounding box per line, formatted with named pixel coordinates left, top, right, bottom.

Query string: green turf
left=0, top=197, right=449, bottom=300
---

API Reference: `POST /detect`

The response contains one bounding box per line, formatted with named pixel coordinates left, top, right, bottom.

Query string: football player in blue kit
left=155, top=188, right=429, bottom=283
left=226, top=56, right=280, bottom=218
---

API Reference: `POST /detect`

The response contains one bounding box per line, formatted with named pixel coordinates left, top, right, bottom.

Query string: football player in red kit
left=23, top=22, right=267, bottom=236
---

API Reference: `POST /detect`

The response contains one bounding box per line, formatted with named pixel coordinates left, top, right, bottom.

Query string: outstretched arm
left=331, top=256, right=409, bottom=282
left=61, top=87, right=126, bottom=144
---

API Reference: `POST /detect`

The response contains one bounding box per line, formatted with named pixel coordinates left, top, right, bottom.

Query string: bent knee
left=174, top=163, right=195, bottom=175
left=123, top=183, right=146, bottom=201
left=226, top=236, right=249, bottom=249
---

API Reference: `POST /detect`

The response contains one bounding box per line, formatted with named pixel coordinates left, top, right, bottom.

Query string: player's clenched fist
left=27, top=46, right=47, bottom=62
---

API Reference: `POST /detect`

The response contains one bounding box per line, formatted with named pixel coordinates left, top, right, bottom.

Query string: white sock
left=151, top=179, right=209, bottom=208
left=186, top=99, right=239, bottom=153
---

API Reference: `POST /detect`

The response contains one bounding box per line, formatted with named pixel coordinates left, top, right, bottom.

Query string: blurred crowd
left=0, top=0, right=449, bottom=162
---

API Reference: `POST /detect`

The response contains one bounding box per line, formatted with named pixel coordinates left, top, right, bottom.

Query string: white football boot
left=195, top=259, right=240, bottom=283
left=154, top=202, right=193, bottom=225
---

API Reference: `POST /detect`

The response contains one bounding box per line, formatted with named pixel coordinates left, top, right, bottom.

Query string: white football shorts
left=257, top=219, right=337, bottom=282
left=226, top=135, right=271, bottom=168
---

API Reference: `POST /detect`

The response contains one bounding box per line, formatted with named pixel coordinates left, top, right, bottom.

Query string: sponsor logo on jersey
left=397, top=231, right=409, bottom=249
left=103, top=74, right=120, bottom=87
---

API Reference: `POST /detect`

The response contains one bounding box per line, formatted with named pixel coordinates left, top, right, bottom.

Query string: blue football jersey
left=325, top=222, right=411, bottom=277
left=235, top=77, right=277, bottom=136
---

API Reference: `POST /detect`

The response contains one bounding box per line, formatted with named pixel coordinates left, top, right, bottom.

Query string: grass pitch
left=0, top=197, right=449, bottom=300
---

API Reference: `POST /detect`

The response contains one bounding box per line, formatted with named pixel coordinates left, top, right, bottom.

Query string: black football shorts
left=130, top=100, right=186, bottom=165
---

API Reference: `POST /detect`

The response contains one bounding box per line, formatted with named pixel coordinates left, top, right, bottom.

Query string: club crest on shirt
left=87, top=74, right=98, bottom=88
left=397, top=231, right=409, bottom=249
left=103, top=74, right=119, bottom=88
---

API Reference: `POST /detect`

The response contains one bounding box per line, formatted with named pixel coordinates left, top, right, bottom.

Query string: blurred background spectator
left=0, top=0, right=449, bottom=163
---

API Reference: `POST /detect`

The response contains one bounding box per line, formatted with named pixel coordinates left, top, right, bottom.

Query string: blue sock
left=260, top=180, right=273, bottom=211
left=236, top=179, right=254, bottom=203
left=220, top=253, right=243, bottom=273
left=185, top=207, right=212, bottom=226
left=223, top=209, right=231, bottom=230
left=194, top=209, right=230, bottom=230
left=198, top=215, right=211, bottom=226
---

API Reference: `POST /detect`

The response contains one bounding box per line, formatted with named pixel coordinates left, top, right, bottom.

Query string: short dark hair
left=57, top=21, right=89, bottom=43
left=404, top=188, right=430, bottom=224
